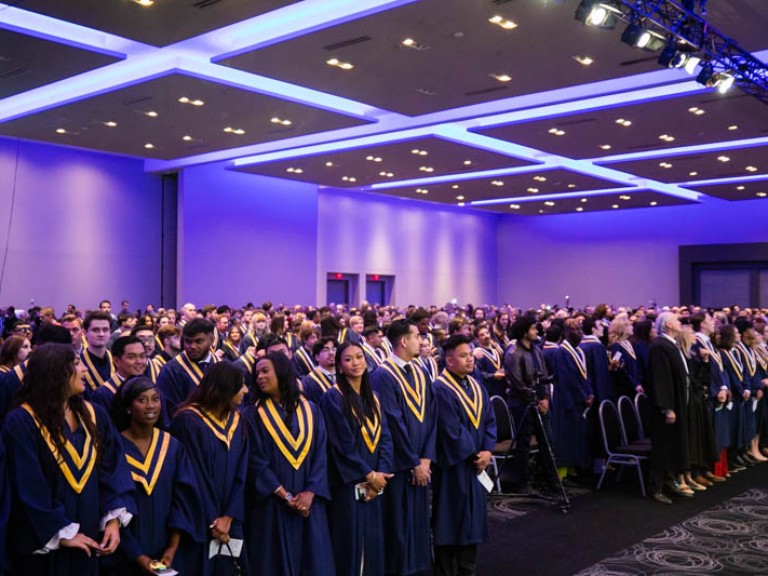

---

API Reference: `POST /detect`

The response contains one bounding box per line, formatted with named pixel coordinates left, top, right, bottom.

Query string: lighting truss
left=582, top=0, right=768, bottom=104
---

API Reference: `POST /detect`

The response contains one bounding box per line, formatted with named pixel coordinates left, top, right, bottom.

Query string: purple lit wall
left=178, top=165, right=318, bottom=307
left=497, top=199, right=768, bottom=310
left=0, top=136, right=162, bottom=313
left=318, top=189, right=500, bottom=306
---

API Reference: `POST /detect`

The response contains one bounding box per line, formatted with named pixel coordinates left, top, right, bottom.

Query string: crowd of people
left=0, top=298, right=766, bottom=575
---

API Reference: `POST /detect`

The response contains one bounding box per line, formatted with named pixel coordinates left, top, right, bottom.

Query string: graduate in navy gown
left=551, top=326, right=594, bottom=478
left=170, top=362, right=249, bottom=576
left=1, top=343, right=136, bottom=575
left=157, top=318, right=220, bottom=424
left=244, top=352, right=334, bottom=576
left=432, top=335, right=496, bottom=576
left=321, top=342, right=393, bottom=576
left=370, top=319, right=436, bottom=576
left=608, top=317, right=643, bottom=398
left=110, top=376, right=205, bottom=575
left=719, top=324, right=750, bottom=468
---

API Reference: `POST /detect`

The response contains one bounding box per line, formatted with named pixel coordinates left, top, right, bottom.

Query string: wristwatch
left=283, top=492, right=294, bottom=502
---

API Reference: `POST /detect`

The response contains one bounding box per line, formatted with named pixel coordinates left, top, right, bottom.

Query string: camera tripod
left=491, top=394, right=571, bottom=514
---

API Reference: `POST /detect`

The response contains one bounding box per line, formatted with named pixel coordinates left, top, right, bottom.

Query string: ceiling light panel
left=231, top=135, right=529, bottom=187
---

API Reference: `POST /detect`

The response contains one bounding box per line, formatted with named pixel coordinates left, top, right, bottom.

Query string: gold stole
left=725, top=349, right=744, bottom=380
left=224, top=341, right=241, bottom=359
left=308, top=369, right=334, bottom=394
left=125, top=428, right=171, bottom=496
left=239, top=351, right=256, bottom=374
left=333, top=386, right=381, bottom=453
left=436, top=371, right=483, bottom=430
left=362, top=343, right=383, bottom=367
left=617, top=340, right=636, bottom=361
left=0, top=366, right=9, bottom=373
left=179, top=406, right=240, bottom=449
left=22, top=402, right=97, bottom=494
left=257, top=398, right=314, bottom=470
left=737, top=343, right=757, bottom=377
left=295, top=347, right=315, bottom=373
left=380, top=359, right=426, bottom=422
left=175, top=352, right=219, bottom=386
left=563, top=342, right=588, bottom=380
left=695, top=335, right=723, bottom=370
left=82, top=349, right=115, bottom=391
left=477, top=346, right=501, bottom=371
left=337, top=328, right=348, bottom=345
left=101, top=374, right=125, bottom=396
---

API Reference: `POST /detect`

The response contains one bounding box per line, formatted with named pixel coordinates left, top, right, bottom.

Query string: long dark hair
left=335, top=342, right=379, bottom=424
left=631, top=320, right=654, bottom=344
left=0, top=335, right=26, bottom=369
left=252, top=352, right=301, bottom=424
left=16, top=343, right=100, bottom=460
left=110, top=376, right=159, bottom=431
left=181, top=361, right=244, bottom=418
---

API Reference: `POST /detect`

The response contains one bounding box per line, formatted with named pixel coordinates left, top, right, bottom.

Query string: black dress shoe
left=651, top=491, right=673, bottom=505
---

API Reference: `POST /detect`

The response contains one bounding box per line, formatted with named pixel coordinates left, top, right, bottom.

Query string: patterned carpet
left=574, top=488, right=768, bottom=575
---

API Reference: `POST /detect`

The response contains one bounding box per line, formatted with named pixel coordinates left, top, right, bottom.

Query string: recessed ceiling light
left=55, top=128, right=66, bottom=134
left=325, top=161, right=333, bottom=167
left=527, top=187, right=539, bottom=193
left=510, top=204, right=521, bottom=210
left=491, top=180, right=504, bottom=186
left=327, top=58, right=354, bottom=70
left=104, top=121, right=117, bottom=127
left=728, top=125, right=739, bottom=131
left=659, top=134, right=675, bottom=142
left=419, top=166, right=434, bottom=172
left=544, top=201, right=555, bottom=207
left=688, top=107, right=705, bottom=116
left=573, top=55, right=594, bottom=66
left=378, top=171, right=394, bottom=178
left=452, top=185, right=460, bottom=189
left=366, top=155, right=383, bottom=162
left=533, top=176, right=547, bottom=182
left=416, top=188, right=429, bottom=194
left=458, top=202, right=465, bottom=207
left=144, top=143, right=154, bottom=149
left=581, top=198, right=588, bottom=203
left=178, top=96, right=204, bottom=106
left=341, top=176, right=356, bottom=182
left=600, top=144, right=612, bottom=150
left=145, top=111, right=158, bottom=117
left=659, top=162, right=673, bottom=168
left=286, top=167, right=303, bottom=174
left=619, top=195, right=631, bottom=200
left=182, top=135, right=192, bottom=141
left=132, top=0, right=154, bottom=6
left=411, top=149, right=428, bottom=156
left=490, top=73, right=512, bottom=83
left=270, top=117, right=292, bottom=126
left=548, top=128, right=565, bottom=136
left=650, top=201, right=658, bottom=206
left=736, top=185, right=745, bottom=190
left=746, top=166, right=758, bottom=172
left=488, top=15, right=517, bottom=30
left=576, top=207, right=584, bottom=212
left=223, top=127, right=245, bottom=135
left=717, top=155, right=730, bottom=162
left=539, top=210, right=545, bottom=214
left=612, top=204, right=619, bottom=209
left=401, top=37, right=429, bottom=50
left=568, top=184, right=577, bottom=189
left=456, top=195, right=465, bottom=200
left=402, top=38, right=415, bottom=46
left=615, top=118, right=632, bottom=127
left=463, top=160, right=472, bottom=165
left=689, top=171, right=698, bottom=176
left=757, top=192, right=767, bottom=198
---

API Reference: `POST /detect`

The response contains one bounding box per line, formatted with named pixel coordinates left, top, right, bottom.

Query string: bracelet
left=283, top=492, right=294, bottom=502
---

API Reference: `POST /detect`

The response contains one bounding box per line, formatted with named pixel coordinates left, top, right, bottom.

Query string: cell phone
left=354, top=483, right=368, bottom=501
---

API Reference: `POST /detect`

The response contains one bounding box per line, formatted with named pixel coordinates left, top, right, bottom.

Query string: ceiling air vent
left=465, top=85, right=509, bottom=96
left=0, top=67, right=29, bottom=81
left=324, top=36, right=372, bottom=51
left=193, top=0, right=226, bottom=8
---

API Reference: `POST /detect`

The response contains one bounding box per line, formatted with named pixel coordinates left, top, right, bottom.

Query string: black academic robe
left=648, top=336, right=690, bottom=473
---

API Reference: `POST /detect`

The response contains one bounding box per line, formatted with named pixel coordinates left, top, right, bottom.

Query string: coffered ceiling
left=1, top=0, right=766, bottom=215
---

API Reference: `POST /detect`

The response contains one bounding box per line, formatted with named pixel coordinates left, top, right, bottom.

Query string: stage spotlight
left=575, top=0, right=620, bottom=29
left=697, top=64, right=735, bottom=93
left=658, top=44, right=701, bottom=74
left=621, top=23, right=666, bottom=51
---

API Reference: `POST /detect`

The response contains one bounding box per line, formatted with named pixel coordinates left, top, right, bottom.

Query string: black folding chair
left=598, top=399, right=650, bottom=497
left=618, top=395, right=650, bottom=446
left=489, top=395, right=513, bottom=492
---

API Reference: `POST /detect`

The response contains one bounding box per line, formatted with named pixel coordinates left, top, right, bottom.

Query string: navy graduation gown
left=157, top=353, right=219, bottom=424
left=301, top=369, right=335, bottom=405
left=170, top=407, right=248, bottom=576
left=432, top=370, right=496, bottom=547
left=474, top=346, right=506, bottom=398
left=371, top=359, right=436, bottom=575
left=244, top=398, right=334, bottom=576
left=609, top=341, right=640, bottom=398
left=551, top=344, right=593, bottom=468
left=0, top=362, right=26, bottom=423
left=2, top=402, right=136, bottom=575
left=320, top=387, right=393, bottom=576
left=722, top=348, right=748, bottom=449
left=116, top=430, right=205, bottom=575
left=580, top=338, right=612, bottom=401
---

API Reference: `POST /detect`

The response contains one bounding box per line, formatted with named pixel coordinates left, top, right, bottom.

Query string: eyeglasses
left=13, top=327, right=31, bottom=334
left=322, top=346, right=336, bottom=353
